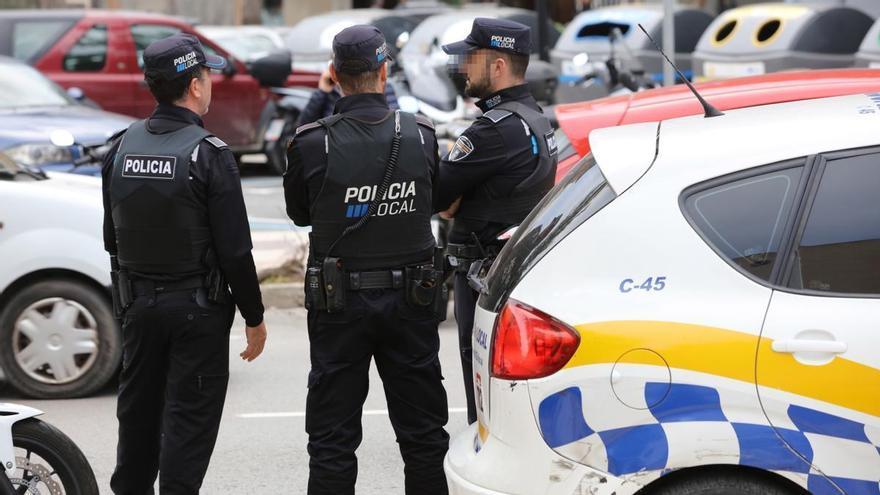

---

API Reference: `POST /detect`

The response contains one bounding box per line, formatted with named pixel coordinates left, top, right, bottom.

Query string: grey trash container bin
left=693, top=3, right=873, bottom=81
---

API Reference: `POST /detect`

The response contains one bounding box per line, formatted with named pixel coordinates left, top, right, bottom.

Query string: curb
left=260, top=282, right=304, bottom=309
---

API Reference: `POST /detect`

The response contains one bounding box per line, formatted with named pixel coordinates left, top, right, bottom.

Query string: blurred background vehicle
left=283, top=5, right=450, bottom=75
left=198, top=24, right=287, bottom=62
left=552, top=4, right=714, bottom=103
left=0, top=151, right=120, bottom=400
left=0, top=55, right=132, bottom=176
left=0, top=9, right=309, bottom=174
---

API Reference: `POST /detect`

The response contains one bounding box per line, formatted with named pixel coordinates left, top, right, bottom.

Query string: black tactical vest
left=109, top=120, right=213, bottom=275
left=456, top=100, right=558, bottom=225
left=309, top=111, right=435, bottom=269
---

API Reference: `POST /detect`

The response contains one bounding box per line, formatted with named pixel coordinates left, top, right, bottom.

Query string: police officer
left=284, top=25, right=449, bottom=495
left=101, top=33, right=268, bottom=494
left=438, top=18, right=558, bottom=425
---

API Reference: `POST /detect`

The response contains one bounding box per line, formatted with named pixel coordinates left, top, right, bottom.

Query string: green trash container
left=693, top=3, right=873, bottom=81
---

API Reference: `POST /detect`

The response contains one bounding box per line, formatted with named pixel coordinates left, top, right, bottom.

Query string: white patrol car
left=446, top=93, right=880, bottom=495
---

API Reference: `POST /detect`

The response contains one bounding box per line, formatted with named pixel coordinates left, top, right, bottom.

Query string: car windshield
left=0, top=152, right=47, bottom=181
left=0, top=62, right=71, bottom=109
left=212, top=33, right=278, bottom=61
left=481, top=153, right=617, bottom=311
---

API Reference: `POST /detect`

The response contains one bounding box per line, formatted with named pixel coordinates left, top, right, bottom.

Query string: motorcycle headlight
left=4, top=143, right=74, bottom=166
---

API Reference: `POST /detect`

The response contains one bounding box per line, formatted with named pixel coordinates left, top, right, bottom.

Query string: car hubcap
left=12, top=297, right=99, bottom=385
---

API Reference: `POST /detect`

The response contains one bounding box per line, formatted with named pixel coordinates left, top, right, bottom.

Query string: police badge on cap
left=441, top=18, right=531, bottom=56
left=333, top=25, right=393, bottom=75
left=143, top=33, right=227, bottom=80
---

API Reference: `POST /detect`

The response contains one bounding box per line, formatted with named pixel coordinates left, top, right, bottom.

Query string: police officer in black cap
left=101, top=33, right=268, bottom=494
left=438, top=18, right=558, bottom=425
left=284, top=25, right=449, bottom=495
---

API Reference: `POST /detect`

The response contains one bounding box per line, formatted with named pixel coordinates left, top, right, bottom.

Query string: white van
left=446, top=94, right=880, bottom=495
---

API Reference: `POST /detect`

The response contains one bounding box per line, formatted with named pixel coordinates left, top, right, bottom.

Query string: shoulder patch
left=415, top=114, right=435, bottom=131
left=295, top=121, right=322, bottom=136
left=204, top=136, right=228, bottom=149
left=481, top=109, right=513, bottom=124
left=447, top=134, right=475, bottom=162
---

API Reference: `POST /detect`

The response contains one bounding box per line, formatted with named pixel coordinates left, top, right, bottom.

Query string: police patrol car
left=445, top=93, right=880, bottom=494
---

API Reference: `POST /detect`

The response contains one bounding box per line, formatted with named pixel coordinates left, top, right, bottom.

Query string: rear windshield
left=481, top=153, right=616, bottom=311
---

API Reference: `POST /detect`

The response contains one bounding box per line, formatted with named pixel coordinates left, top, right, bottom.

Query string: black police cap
left=442, top=17, right=531, bottom=56
left=332, top=25, right=392, bottom=75
left=143, top=33, right=227, bottom=80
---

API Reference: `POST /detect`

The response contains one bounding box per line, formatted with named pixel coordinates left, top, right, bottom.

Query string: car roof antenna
left=637, top=23, right=724, bottom=118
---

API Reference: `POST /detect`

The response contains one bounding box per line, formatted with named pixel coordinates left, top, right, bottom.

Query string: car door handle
left=772, top=339, right=848, bottom=354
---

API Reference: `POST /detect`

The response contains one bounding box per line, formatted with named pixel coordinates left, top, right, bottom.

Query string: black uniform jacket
left=101, top=103, right=265, bottom=327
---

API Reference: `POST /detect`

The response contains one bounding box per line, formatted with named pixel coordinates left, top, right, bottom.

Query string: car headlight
left=4, top=143, right=74, bottom=166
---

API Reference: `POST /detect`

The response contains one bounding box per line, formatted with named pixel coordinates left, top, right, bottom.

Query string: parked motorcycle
left=1, top=403, right=98, bottom=495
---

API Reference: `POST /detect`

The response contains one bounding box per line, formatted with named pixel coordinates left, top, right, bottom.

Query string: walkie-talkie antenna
left=637, top=23, right=723, bottom=118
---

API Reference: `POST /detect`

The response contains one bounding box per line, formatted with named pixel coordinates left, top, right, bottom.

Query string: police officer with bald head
left=101, top=33, right=268, bottom=494
left=284, top=25, right=449, bottom=495
left=438, top=18, right=558, bottom=425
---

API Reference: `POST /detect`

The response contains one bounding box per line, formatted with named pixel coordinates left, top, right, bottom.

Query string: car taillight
left=491, top=299, right=580, bottom=380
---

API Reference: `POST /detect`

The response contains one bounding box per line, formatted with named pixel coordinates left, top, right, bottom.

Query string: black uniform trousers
left=453, top=272, right=479, bottom=425
left=306, top=287, right=449, bottom=495
left=111, top=287, right=234, bottom=495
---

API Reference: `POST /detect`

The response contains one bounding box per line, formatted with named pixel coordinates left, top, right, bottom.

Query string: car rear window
left=481, top=153, right=616, bottom=312
left=13, top=20, right=75, bottom=61
left=683, top=163, right=806, bottom=283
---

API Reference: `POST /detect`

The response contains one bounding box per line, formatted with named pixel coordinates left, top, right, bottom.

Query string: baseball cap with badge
left=442, top=17, right=531, bottom=56
left=332, top=25, right=392, bottom=74
left=143, top=33, right=227, bottom=80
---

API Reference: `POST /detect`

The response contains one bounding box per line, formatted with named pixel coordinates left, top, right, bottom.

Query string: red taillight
left=491, top=300, right=580, bottom=380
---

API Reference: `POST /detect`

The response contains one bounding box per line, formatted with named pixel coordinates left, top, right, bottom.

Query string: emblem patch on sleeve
left=121, top=154, right=177, bottom=180
left=448, top=135, right=475, bottom=162
left=544, top=130, right=559, bottom=156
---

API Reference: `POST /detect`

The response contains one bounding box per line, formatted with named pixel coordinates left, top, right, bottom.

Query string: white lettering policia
left=122, top=154, right=176, bottom=179
left=344, top=180, right=417, bottom=217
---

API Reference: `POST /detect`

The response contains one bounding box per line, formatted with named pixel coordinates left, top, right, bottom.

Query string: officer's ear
left=379, top=62, right=387, bottom=86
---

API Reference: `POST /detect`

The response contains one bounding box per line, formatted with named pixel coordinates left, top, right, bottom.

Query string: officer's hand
left=439, top=197, right=462, bottom=220
left=240, top=321, right=267, bottom=362
left=318, top=66, right=335, bottom=93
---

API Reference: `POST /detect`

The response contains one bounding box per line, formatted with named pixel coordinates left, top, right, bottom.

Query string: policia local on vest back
left=284, top=25, right=450, bottom=495
left=438, top=19, right=558, bottom=425
left=101, top=34, right=267, bottom=494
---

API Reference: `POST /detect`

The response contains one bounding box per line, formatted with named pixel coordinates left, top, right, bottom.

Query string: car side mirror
left=396, top=31, right=410, bottom=50
left=249, top=50, right=293, bottom=87
left=222, top=61, right=237, bottom=77
left=67, top=86, right=86, bottom=101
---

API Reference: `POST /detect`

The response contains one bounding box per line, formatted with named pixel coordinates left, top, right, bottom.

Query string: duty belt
left=348, top=269, right=406, bottom=290
left=131, top=275, right=206, bottom=297
left=446, top=243, right=481, bottom=260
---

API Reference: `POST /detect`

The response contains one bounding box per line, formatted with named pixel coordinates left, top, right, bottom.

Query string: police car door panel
left=758, top=292, right=880, bottom=493
left=756, top=150, right=880, bottom=493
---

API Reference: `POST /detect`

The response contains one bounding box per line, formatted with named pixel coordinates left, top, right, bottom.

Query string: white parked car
left=446, top=94, right=880, bottom=495
left=0, top=154, right=119, bottom=399
left=197, top=25, right=287, bottom=63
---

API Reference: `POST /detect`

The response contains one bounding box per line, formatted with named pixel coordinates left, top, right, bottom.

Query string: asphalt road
left=4, top=307, right=469, bottom=494
left=240, top=161, right=289, bottom=224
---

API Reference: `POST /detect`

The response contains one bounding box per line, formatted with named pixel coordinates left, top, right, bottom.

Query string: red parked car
left=554, top=68, right=880, bottom=182
left=0, top=10, right=320, bottom=172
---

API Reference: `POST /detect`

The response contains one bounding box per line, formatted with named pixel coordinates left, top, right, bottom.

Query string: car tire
left=646, top=469, right=803, bottom=495
left=0, top=279, right=121, bottom=399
